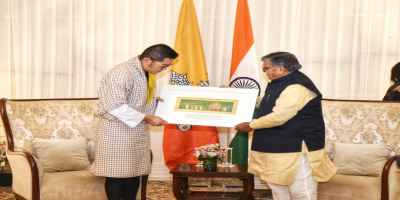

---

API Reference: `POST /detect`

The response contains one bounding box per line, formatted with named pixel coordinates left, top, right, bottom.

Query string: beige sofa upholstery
left=0, top=98, right=150, bottom=200
left=319, top=99, right=400, bottom=200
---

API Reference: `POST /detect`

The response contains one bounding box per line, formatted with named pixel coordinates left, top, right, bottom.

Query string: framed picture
left=155, top=85, right=258, bottom=127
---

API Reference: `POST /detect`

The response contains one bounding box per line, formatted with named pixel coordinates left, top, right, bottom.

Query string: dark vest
left=251, top=71, right=325, bottom=153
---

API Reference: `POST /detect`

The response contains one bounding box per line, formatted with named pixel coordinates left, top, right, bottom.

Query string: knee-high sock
left=122, top=177, right=141, bottom=200
left=105, top=177, right=123, bottom=200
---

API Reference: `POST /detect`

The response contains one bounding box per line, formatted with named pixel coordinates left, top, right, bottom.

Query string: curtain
left=1, top=0, right=399, bottom=100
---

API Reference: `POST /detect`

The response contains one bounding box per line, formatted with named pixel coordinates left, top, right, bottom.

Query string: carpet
left=0, top=179, right=273, bottom=200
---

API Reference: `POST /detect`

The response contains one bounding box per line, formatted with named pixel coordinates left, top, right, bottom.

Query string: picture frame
left=155, top=85, right=258, bottom=127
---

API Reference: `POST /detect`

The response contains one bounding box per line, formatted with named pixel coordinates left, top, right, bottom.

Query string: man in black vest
left=235, top=52, right=337, bottom=200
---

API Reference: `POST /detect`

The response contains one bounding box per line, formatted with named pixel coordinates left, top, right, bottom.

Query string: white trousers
left=267, top=154, right=318, bottom=200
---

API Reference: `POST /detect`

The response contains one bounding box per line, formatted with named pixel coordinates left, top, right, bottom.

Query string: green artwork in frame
left=174, top=97, right=239, bottom=114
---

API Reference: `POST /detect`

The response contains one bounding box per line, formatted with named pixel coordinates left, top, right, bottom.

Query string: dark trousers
left=105, top=177, right=140, bottom=200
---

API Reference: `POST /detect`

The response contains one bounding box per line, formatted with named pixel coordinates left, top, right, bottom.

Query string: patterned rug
left=0, top=180, right=273, bottom=200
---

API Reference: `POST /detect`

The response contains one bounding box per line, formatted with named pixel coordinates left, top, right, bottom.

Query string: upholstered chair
left=0, top=98, right=151, bottom=200
left=318, top=99, right=400, bottom=200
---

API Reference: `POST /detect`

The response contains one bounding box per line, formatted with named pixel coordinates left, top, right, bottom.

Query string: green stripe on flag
left=229, top=107, right=258, bottom=164
left=229, top=130, right=248, bottom=164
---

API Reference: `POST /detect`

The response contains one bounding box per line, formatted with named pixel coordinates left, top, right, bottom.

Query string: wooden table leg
left=241, top=174, right=255, bottom=200
left=173, top=175, right=184, bottom=200
left=183, top=176, right=189, bottom=192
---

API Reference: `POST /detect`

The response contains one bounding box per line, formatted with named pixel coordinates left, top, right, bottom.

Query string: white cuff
left=108, top=104, right=145, bottom=128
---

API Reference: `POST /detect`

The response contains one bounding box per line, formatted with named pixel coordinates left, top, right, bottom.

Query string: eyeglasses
left=262, top=66, right=279, bottom=72
left=152, top=60, right=173, bottom=70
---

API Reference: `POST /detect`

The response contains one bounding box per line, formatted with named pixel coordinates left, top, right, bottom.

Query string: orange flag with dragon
left=162, top=0, right=219, bottom=170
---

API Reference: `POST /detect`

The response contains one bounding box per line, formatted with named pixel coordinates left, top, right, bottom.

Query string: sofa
left=0, top=98, right=150, bottom=200
left=318, top=99, right=400, bottom=200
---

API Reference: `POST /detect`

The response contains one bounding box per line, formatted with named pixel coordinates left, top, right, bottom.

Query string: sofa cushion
left=41, top=170, right=106, bottom=200
left=33, top=138, right=91, bottom=172
left=318, top=174, right=380, bottom=200
left=333, top=142, right=393, bottom=176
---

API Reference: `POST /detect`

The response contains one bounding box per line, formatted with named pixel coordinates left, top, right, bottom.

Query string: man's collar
left=270, top=70, right=300, bottom=83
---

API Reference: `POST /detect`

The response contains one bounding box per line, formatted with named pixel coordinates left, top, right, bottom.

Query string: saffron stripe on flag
left=229, top=0, right=264, bottom=164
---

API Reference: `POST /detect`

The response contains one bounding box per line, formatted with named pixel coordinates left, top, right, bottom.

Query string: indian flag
left=229, top=0, right=265, bottom=164
left=162, top=0, right=219, bottom=170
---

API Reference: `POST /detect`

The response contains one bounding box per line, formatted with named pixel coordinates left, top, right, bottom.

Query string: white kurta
left=90, top=57, right=156, bottom=178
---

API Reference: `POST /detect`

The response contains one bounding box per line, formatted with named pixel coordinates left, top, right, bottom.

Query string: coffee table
left=170, top=163, right=254, bottom=200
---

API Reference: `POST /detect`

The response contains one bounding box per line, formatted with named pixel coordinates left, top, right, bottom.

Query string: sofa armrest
left=7, top=150, right=41, bottom=200
left=381, top=155, right=400, bottom=200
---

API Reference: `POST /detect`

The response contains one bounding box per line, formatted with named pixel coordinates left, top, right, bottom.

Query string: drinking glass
left=223, top=148, right=233, bottom=167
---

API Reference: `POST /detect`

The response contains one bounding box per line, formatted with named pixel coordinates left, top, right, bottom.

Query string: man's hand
left=156, top=97, right=164, bottom=106
left=234, top=122, right=253, bottom=132
left=393, top=85, right=400, bottom=92
left=143, top=115, right=168, bottom=126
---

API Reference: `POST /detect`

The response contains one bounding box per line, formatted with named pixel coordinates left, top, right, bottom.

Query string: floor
left=0, top=179, right=273, bottom=200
